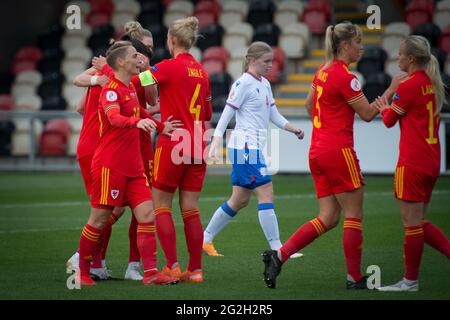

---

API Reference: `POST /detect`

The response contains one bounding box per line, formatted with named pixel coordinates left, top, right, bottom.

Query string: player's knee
left=230, top=198, right=249, bottom=211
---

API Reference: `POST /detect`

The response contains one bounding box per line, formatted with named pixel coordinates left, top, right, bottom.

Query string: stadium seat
left=11, top=60, right=37, bottom=76
left=222, top=22, right=252, bottom=53
left=265, top=60, right=282, bottom=84
left=432, top=9, right=450, bottom=30
left=439, top=25, right=450, bottom=54
left=274, top=0, right=303, bottom=30
left=385, top=58, right=401, bottom=78
left=37, top=30, right=62, bottom=51
left=384, top=22, right=411, bottom=38
left=167, top=0, right=194, bottom=15
left=86, top=12, right=111, bottom=28
left=62, top=34, right=87, bottom=52
left=65, top=47, right=93, bottom=63
left=0, top=121, right=15, bottom=156
left=212, top=94, right=228, bottom=113
left=41, top=96, right=67, bottom=111
left=63, top=83, right=86, bottom=110
left=196, top=11, right=217, bottom=29
left=163, top=10, right=188, bottom=27
left=14, top=47, right=42, bottom=63
left=357, top=47, right=388, bottom=78
left=11, top=83, right=36, bottom=100
left=195, top=1, right=220, bottom=21
left=301, top=8, right=328, bottom=35
left=197, top=24, right=225, bottom=51
left=0, top=94, right=14, bottom=111
left=0, top=73, right=13, bottom=94
left=114, top=0, right=141, bottom=16
left=203, top=60, right=225, bottom=76
left=150, top=47, right=171, bottom=65
left=14, top=94, right=42, bottom=111
left=202, top=46, right=229, bottom=66
left=271, top=46, right=286, bottom=71
left=430, top=47, right=447, bottom=72
left=15, top=69, right=42, bottom=88
left=252, top=23, right=281, bottom=46
left=382, top=34, right=405, bottom=58
left=112, top=12, right=138, bottom=31
left=407, top=0, right=434, bottom=17
left=227, top=46, right=247, bottom=81
left=222, top=0, right=248, bottom=18
left=209, top=72, right=232, bottom=98
left=219, top=9, right=245, bottom=31
left=413, top=23, right=441, bottom=47
left=405, top=8, right=432, bottom=30
left=88, top=0, right=114, bottom=16
left=138, top=9, right=164, bottom=26
left=247, top=0, right=276, bottom=29
left=363, top=72, right=391, bottom=102
left=279, top=22, right=310, bottom=59
left=146, top=24, right=168, bottom=48
left=39, top=119, right=70, bottom=156
left=61, top=59, right=88, bottom=82
left=11, top=118, right=43, bottom=156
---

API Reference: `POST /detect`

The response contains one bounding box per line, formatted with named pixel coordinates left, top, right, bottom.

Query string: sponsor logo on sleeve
left=106, top=90, right=118, bottom=102
left=350, top=78, right=361, bottom=91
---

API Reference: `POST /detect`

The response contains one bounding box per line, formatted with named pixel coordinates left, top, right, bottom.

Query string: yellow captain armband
left=139, top=70, right=156, bottom=86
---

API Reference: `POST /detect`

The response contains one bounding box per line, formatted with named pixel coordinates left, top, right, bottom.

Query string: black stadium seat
left=357, top=47, right=388, bottom=78
left=363, top=72, right=391, bottom=102
left=252, top=23, right=281, bottom=46
left=247, top=0, right=276, bottom=29
left=413, top=23, right=441, bottom=48
left=209, top=72, right=232, bottom=98
left=145, top=24, right=168, bottom=48
left=196, top=24, right=225, bottom=52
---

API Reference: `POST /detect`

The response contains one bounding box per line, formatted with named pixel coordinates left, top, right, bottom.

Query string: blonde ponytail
left=426, top=55, right=446, bottom=114
left=404, top=35, right=446, bottom=114
left=321, top=22, right=362, bottom=72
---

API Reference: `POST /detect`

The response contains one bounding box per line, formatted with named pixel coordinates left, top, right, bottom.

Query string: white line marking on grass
left=1, top=190, right=449, bottom=210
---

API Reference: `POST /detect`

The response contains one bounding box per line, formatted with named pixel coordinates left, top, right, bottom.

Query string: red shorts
left=79, top=154, right=94, bottom=195
left=309, top=147, right=365, bottom=198
left=152, top=146, right=207, bottom=193
left=90, top=166, right=152, bottom=209
left=394, top=165, right=438, bottom=203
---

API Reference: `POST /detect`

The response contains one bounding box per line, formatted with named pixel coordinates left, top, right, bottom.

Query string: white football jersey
left=226, top=71, right=275, bottom=150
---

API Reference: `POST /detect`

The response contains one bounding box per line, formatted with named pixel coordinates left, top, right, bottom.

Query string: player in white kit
left=204, top=42, right=304, bottom=257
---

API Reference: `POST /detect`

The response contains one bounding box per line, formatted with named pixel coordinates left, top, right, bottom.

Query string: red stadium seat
left=202, top=59, right=225, bottom=75
left=439, top=25, right=450, bottom=54
left=88, top=0, right=114, bottom=15
left=202, top=46, right=229, bottom=66
left=304, top=0, right=332, bottom=22
left=39, top=119, right=70, bottom=156
left=302, top=10, right=328, bottom=35
left=195, top=11, right=217, bottom=29
left=15, top=47, right=42, bottom=63
left=271, top=46, right=286, bottom=71
left=405, top=9, right=432, bottom=30
left=11, top=60, right=37, bottom=76
left=0, top=94, right=15, bottom=110
left=266, top=60, right=282, bottom=84
left=195, top=1, right=221, bottom=21
left=86, top=12, right=111, bottom=28
left=407, top=0, right=434, bottom=16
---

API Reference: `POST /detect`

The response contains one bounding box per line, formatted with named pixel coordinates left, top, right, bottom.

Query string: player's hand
left=389, top=72, right=408, bottom=92
left=374, top=95, right=389, bottom=112
left=162, top=115, right=183, bottom=137
left=92, top=56, right=107, bottom=71
left=137, top=53, right=150, bottom=70
left=293, top=128, right=304, bottom=140
left=137, top=118, right=156, bottom=132
left=208, top=136, right=222, bottom=162
left=97, top=75, right=109, bottom=87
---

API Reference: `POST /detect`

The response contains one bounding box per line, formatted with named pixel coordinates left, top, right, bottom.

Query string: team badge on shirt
left=111, top=189, right=119, bottom=199
left=106, top=90, right=118, bottom=102
left=350, top=78, right=361, bottom=92
left=392, top=93, right=400, bottom=101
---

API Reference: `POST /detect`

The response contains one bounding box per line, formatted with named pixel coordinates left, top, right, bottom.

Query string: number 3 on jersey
left=190, top=83, right=202, bottom=121
left=313, top=85, right=323, bottom=128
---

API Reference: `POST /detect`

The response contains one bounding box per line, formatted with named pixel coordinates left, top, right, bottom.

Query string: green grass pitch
left=0, top=172, right=449, bottom=300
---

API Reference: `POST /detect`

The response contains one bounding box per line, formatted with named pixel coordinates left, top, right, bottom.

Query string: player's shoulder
left=232, top=73, right=251, bottom=89
left=102, top=80, right=122, bottom=103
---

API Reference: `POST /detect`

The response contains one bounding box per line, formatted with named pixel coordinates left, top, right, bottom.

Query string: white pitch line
left=1, top=190, right=449, bottom=210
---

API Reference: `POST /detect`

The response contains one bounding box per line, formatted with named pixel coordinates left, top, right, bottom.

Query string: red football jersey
left=309, top=59, right=365, bottom=159
left=76, top=72, right=103, bottom=159
left=384, top=70, right=440, bottom=176
left=131, top=74, right=154, bottom=162
left=150, top=52, right=212, bottom=160
left=92, top=77, right=144, bottom=177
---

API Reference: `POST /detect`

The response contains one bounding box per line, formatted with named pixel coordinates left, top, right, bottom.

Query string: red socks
left=181, top=209, right=203, bottom=271
left=137, top=222, right=157, bottom=273
left=129, top=214, right=141, bottom=263
left=343, top=217, right=363, bottom=282
left=422, top=220, right=450, bottom=259
left=155, top=207, right=178, bottom=268
left=78, top=224, right=101, bottom=276
left=404, top=225, right=424, bottom=281
left=280, top=217, right=326, bottom=263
